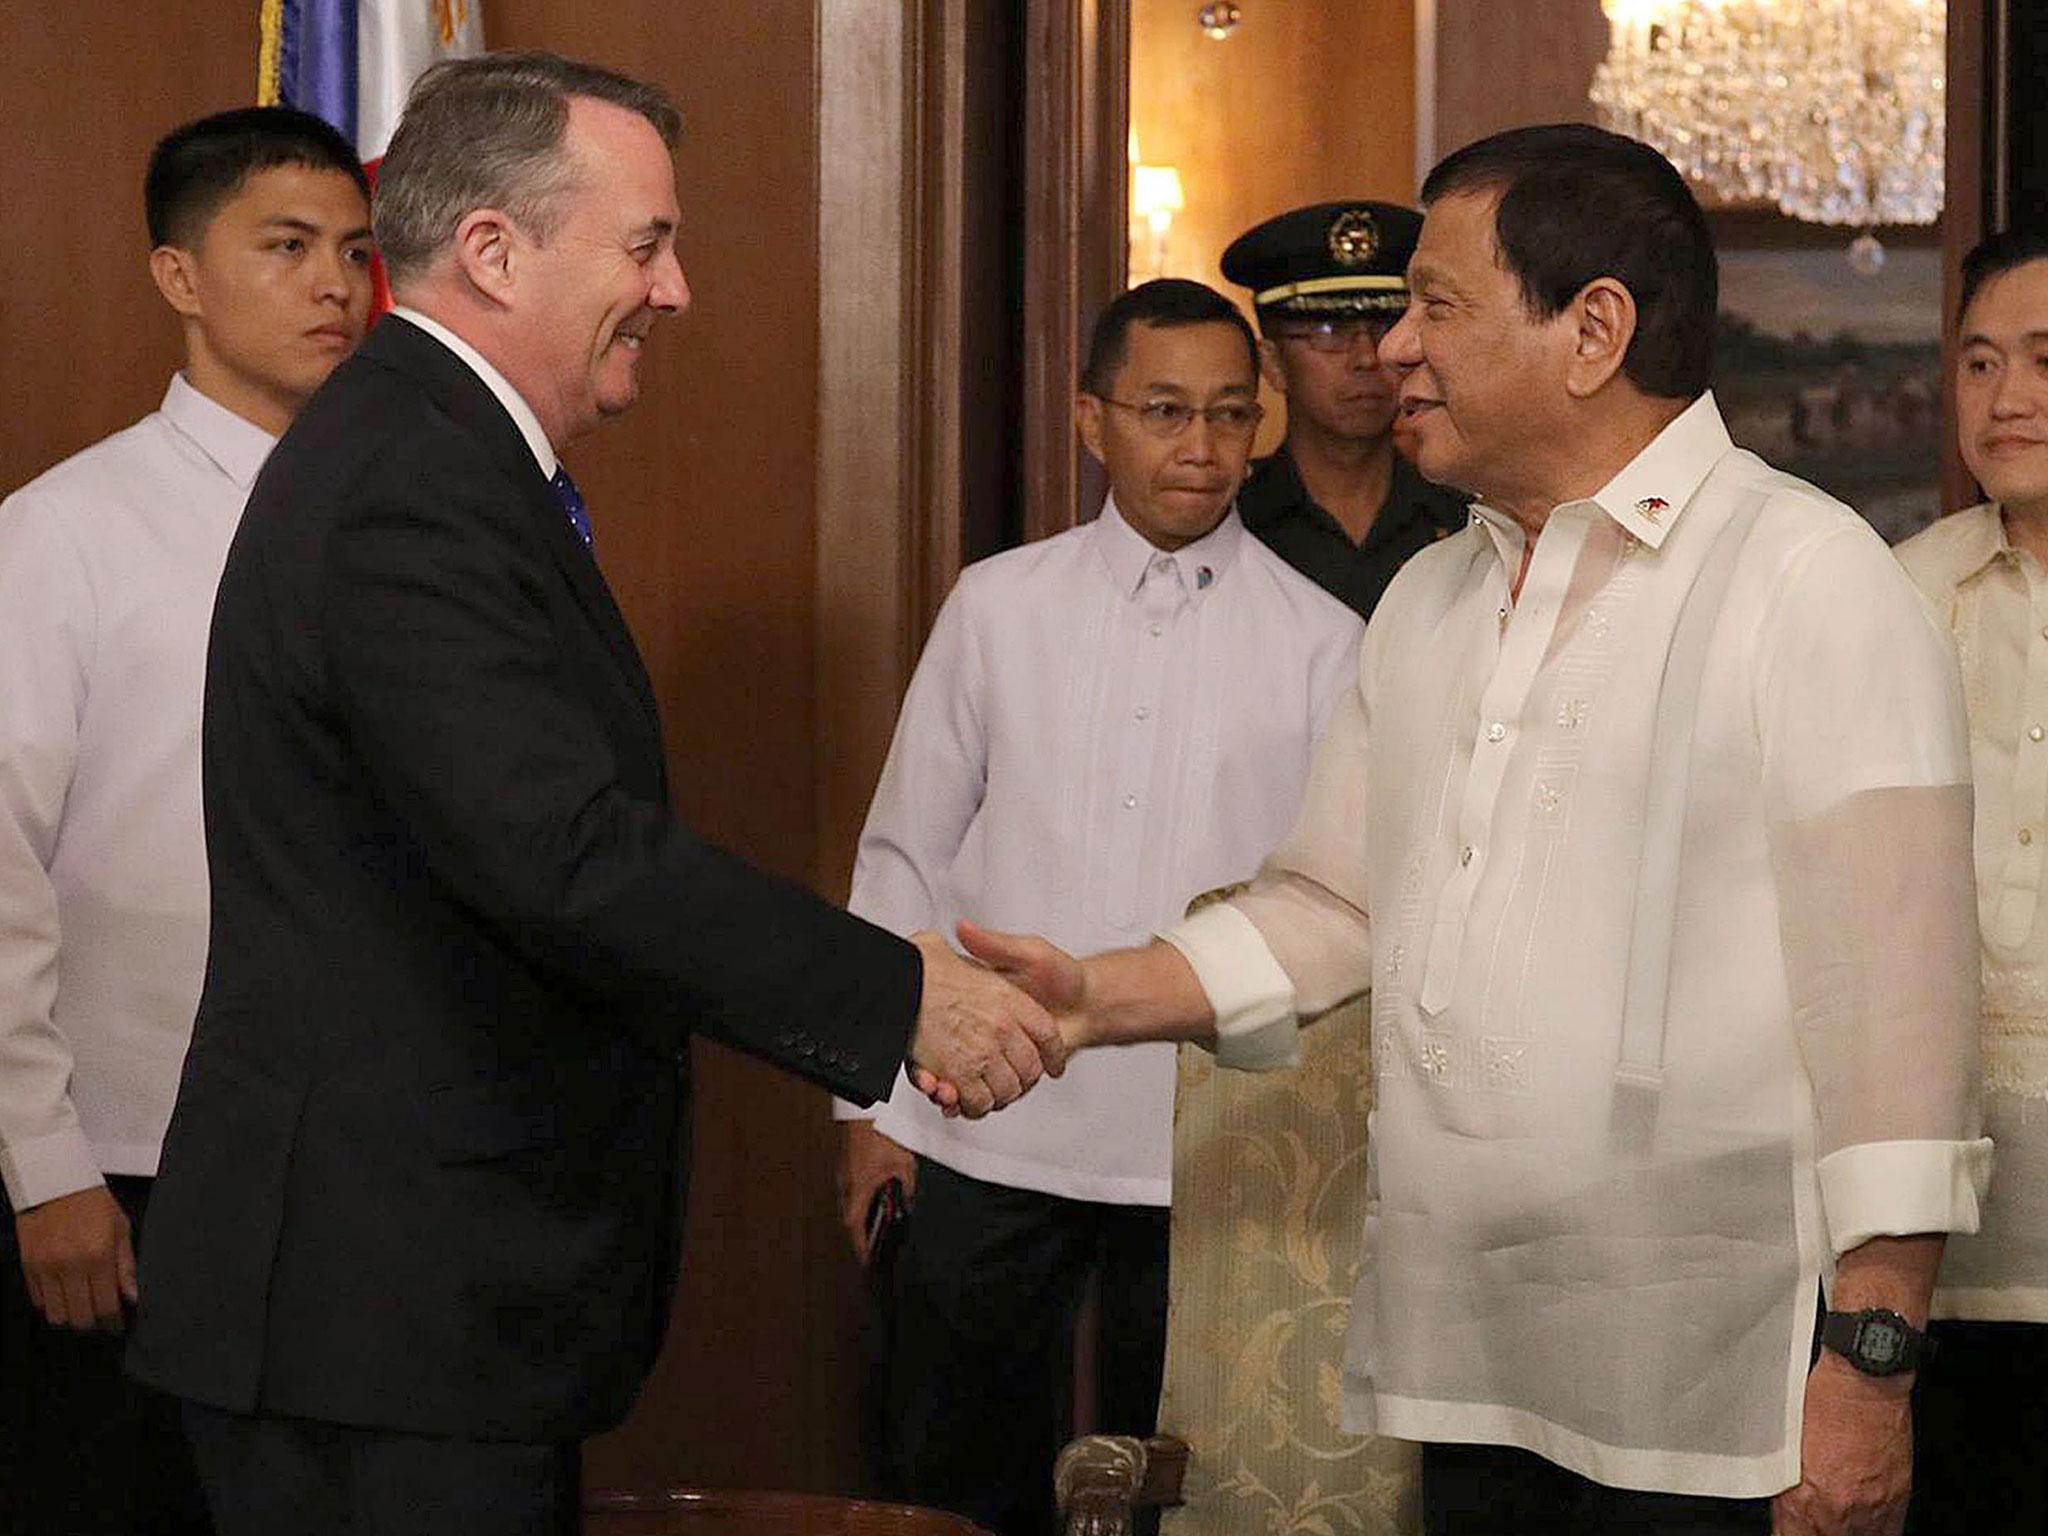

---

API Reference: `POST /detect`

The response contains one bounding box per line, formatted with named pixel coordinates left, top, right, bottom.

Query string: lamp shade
left=1132, top=164, right=1186, bottom=219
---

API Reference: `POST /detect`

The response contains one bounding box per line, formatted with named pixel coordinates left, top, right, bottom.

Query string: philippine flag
left=257, top=0, right=486, bottom=307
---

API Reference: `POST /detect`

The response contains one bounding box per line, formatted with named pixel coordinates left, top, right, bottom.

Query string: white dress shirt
left=1899, top=503, right=2048, bottom=1322
left=1166, top=394, right=1989, bottom=1496
left=0, top=376, right=275, bottom=1211
left=843, top=500, right=1363, bottom=1205
left=386, top=307, right=557, bottom=477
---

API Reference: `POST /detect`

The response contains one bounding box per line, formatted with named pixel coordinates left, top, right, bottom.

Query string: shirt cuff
left=1817, top=1137, right=1994, bottom=1255
left=1161, top=903, right=1300, bottom=1072
left=832, top=1091, right=886, bottom=1122
left=1, top=1124, right=106, bottom=1213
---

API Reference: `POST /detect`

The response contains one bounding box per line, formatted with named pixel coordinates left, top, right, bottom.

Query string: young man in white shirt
left=1895, top=227, right=2048, bottom=1536
left=962, top=126, right=1987, bottom=1536
left=836, top=279, right=1364, bottom=1535
left=0, top=107, right=372, bottom=1535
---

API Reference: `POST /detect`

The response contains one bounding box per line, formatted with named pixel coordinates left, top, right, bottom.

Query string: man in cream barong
left=1895, top=225, right=2048, bottom=1536
left=952, top=125, right=1990, bottom=1536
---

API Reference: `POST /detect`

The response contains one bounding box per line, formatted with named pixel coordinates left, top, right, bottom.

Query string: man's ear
left=149, top=246, right=203, bottom=320
left=451, top=208, right=521, bottom=305
left=1565, top=276, right=1636, bottom=399
left=1075, top=392, right=1107, bottom=466
left=1258, top=336, right=1291, bottom=397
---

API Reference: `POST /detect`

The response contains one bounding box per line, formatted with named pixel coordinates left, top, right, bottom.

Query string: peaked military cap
left=1221, top=200, right=1423, bottom=319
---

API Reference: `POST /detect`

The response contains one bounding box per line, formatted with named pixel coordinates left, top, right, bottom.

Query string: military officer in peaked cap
left=1223, top=200, right=1469, bottom=618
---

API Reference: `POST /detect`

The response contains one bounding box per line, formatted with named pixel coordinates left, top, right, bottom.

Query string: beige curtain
left=1156, top=995, right=1419, bottom=1536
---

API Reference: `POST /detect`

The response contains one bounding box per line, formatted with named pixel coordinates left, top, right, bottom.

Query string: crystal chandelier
left=1590, top=0, right=1945, bottom=228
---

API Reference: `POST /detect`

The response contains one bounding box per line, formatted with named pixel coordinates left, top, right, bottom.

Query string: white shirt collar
left=159, top=372, right=277, bottom=490
left=1092, top=494, right=1247, bottom=598
left=1589, top=390, right=1734, bottom=547
left=1469, top=390, right=1736, bottom=554
left=387, top=306, right=558, bottom=478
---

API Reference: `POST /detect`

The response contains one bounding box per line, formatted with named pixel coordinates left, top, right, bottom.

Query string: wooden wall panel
left=1432, top=0, right=1605, bottom=158
left=2002, top=0, right=2048, bottom=228
left=0, top=8, right=261, bottom=488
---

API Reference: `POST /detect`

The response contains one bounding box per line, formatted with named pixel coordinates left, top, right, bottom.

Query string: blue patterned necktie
left=549, top=466, right=593, bottom=550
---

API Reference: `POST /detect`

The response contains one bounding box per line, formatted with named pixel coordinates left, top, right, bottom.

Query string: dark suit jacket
left=127, top=317, right=918, bottom=1441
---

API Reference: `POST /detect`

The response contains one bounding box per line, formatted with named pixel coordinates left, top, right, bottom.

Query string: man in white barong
left=951, top=124, right=1990, bottom=1536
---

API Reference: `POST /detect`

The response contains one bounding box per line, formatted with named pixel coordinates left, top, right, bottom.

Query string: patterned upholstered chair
left=1056, top=994, right=1420, bottom=1536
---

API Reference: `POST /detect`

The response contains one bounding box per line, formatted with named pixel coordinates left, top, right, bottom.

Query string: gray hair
left=374, top=51, right=682, bottom=284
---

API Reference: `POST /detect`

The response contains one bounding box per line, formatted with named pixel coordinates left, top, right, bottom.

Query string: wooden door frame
left=812, top=0, right=1002, bottom=903
left=816, top=0, right=918, bottom=903
left=815, top=0, right=1129, bottom=898
left=1021, top=0, right=1130, bottom=543
left=1941, top=0, right=1994, bottom=513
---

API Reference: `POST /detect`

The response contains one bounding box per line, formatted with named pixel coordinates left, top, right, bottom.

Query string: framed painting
left=1711, top=213, right=1947, bottom=545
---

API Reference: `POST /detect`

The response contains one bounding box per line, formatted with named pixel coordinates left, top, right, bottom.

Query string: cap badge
left=1635, top=496, right=1669, bottom=521
left=1327, top=208, right=1380, bottom=268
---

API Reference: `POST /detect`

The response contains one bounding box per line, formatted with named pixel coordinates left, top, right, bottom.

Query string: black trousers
left=886, top=1157, right=1170, bottom=1536
left=0, top=1175, right=212, bottom=1536
left=1421, top=1443, right=1772, bottom=1536
left=1907, top=1319, right=2048, bottom=1536
left=180, top=1403, right=579, bottom=1536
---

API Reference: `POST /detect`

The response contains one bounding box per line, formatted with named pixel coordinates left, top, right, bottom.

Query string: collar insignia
left=1635, top=496, right=1669, bottom=521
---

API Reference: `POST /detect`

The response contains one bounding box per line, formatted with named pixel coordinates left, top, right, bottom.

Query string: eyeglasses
left=1273, top=315, right=1400, bottom=353
left=1096, top=397, right=1266, bottom=441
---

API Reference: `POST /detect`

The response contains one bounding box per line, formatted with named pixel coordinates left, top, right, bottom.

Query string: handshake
left=902, top=923, right=1090, bottom=1119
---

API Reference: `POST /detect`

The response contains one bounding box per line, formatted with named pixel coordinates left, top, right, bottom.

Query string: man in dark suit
left=125, top=52, right=1059, bottom=1536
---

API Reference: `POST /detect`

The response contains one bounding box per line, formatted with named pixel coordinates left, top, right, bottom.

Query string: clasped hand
left=901, top=925, right=1089, bottom=1122
left=904, top=924, right=1094, bottom=1118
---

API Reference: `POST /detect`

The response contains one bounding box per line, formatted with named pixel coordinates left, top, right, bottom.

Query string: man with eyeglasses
left=833, top=278, right=1363, bottom=1535
left=1224, top=201, right=1470, bottom=618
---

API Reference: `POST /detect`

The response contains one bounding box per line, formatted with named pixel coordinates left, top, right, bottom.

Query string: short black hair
left=146, top=106, right=369, bottom=248
left=1421, top=123, right=1717, bottom=400
left=1958, top=226, right=2048, bottom=326
left=1082, top=279, right=1258, bottom=396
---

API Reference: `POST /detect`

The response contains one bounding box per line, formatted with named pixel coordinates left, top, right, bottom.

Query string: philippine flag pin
left=1635, top=496, right=1669, bottom=521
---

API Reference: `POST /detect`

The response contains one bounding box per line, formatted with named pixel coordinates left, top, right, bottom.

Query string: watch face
left=1862, top=1319, right=1904, bottom=1365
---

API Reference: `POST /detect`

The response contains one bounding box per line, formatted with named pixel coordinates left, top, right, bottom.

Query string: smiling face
left=1377, top=189, right=1581, bottom=506
left=155, top=163, right=374, bottom=434
left=1076, top=319, right=1261, bottom=550
left=1957, top=259, right=2048, bottom=519
left=1260, top=315, right=1402, bottom=445
left=517, top=96, right=690, bottom=445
